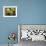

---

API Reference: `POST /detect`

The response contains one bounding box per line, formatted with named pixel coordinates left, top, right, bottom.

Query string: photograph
left=3, top=6, right=17, bottom=17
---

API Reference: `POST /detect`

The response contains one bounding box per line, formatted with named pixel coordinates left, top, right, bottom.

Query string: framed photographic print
left=3, top=6, right=17, bottom=17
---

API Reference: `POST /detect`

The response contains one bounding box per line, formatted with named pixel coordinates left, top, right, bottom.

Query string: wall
left=0, top=0, right=46, bottom=44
